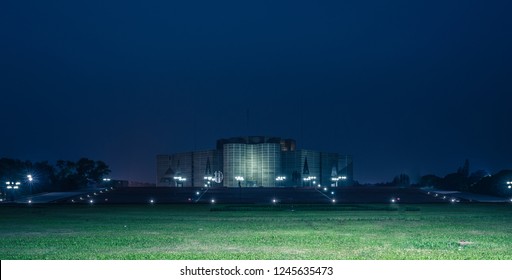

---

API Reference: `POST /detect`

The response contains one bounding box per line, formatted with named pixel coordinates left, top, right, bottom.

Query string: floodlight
left=211, top=199, right=215, bottom=204
left=28, top=200, right=32, bottom=204
left=332, top=199, right=336, bottom=203
left=150, top=199, right=154, bottom=204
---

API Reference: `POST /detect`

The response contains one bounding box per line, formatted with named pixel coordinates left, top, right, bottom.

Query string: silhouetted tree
left=418, top=174, right=442, bottom=187
left=392, top=174, right=410, bottom=187
left=457, top=159, right=470, bottom=177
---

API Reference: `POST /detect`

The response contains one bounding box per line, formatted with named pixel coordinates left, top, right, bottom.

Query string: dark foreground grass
left=0, top=203, right=511, bottom=260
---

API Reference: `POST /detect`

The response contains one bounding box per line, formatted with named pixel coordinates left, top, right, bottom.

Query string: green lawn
left=0, top=204, right=511, bottom=259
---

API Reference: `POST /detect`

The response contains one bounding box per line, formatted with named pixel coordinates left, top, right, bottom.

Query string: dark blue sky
left=1, top=0, right=511, bottom=183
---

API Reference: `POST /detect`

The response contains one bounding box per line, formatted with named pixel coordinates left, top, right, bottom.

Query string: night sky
left=1, top=0, right=511, bottom=183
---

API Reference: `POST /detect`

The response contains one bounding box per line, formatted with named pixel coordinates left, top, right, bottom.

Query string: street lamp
left=331, top=176, right=347, bottom=187
left=275, top=176, right=286, bottom=187
left=302, top=176, right=316, bottom=187
left=204, top=176, right=213, bottom=188
left=173, top=176, right=187, bottom=187
left=235, top=176, right=244, bottom=187
left=5, top=181, right=21, bottom=201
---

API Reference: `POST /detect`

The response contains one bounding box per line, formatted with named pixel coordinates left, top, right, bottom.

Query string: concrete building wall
left=157, top=136, right=353, bottom=187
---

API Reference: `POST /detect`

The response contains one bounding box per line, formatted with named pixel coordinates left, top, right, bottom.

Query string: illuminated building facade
left=157, top=136, right=353, bottom=187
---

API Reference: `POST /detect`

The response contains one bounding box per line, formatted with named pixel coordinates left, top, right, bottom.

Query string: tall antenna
left=300, top=93, right=304, bottom=147
left=246, top=108, right=249, bottom=136
left=193, top=116, right=197, bottom=151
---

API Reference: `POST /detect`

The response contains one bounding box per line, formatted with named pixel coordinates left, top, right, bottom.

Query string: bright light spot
left=79, top=197, right=83, bottom=200
left=331, top=191, right=335, bottom=195
left=324, top=188, right=328, bottom=191
left=71, top=200, right=75, bottom=203
left=93, top=193, right=97, bottom=195
left=332, top=199, right=336, bottom=203
left=150, top=199, right=154, bottom=204
left=508, top=186, right=511, bottom=189
left=272, top=199, right=277, bottom=203
left=15, top=182, right=21, bottom=185
left=443, top=196, right=446, bottom=199
left=6, top=186, right=12, bottom=189
left=28, top=200, right=32, bottom=204
left=341, top=176, right=347, bottom=180
left=13, top=186, right=19, bottom=189
left=211, top=199, right=215, bottom=204
left=196, top=192, right=200, bottom=195
left=89, top=200, right=94, bottom=204
left=87, top=195, right=90, bottom=198
left=391, top=199, right=396, bottom=203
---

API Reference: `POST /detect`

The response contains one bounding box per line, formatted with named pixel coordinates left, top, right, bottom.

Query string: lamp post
left=331, top=176, right=347, bottom=187
left=5, top=181, right=21, bottom=201
left=302, top=176, right=316, bottom=187
left=173, top=176, right=186, bottom=187
left=235, top=176, right=244, bottom=187
left=203, top=176, right=213, bottom=188
left=275, top=176, right=286, bottom=187
left=27, top=174, right=33, bottom=195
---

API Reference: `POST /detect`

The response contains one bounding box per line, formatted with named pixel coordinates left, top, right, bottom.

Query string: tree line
left=0, top=157, right=111, bottom=194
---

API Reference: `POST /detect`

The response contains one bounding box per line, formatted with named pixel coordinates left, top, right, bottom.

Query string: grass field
left=0, top=203, right=511, bottom=260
